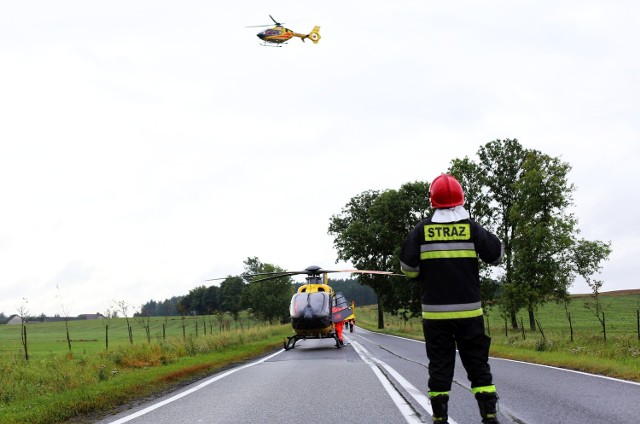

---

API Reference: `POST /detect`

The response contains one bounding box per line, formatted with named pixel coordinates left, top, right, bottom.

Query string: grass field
left=0, top=314, right=262, bottom=360
left=356, top=290, right=640, bottom=383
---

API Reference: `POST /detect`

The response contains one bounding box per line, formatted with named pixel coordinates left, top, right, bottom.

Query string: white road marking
left=107, top=349, right=285, bottom=423
left=350, top=339, right=425, bottom=423
left=349, top=333, right=460, bottom=424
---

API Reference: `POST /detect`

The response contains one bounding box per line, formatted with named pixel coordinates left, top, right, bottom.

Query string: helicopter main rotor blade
left=246, top=273, right=303, bottom=283
left=338, top=269, right=405, bottom=276
left=204, top=266, right=405, bottom=283
left=269, top=15, right=283, bottom=26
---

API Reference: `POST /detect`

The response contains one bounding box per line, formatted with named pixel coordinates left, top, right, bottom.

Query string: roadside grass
left=0, top=320, right=291, bottom=424
left=1, top=292, right=638, bottom=423
left=356, top=292, right=640, bottom=383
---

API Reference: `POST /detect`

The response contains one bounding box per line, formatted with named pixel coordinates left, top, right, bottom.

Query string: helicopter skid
left=283, top=332, right=342, bottom=350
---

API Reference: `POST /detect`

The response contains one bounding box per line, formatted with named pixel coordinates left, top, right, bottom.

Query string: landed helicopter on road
left=247, top=265, right=399, bottom=350
left=247, top=15, right=321, bottom=46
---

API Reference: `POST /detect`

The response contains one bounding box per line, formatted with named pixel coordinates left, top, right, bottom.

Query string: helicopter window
left=265, top=29, right=281, bottom=36
left=290, top=292, right=330, bottom=318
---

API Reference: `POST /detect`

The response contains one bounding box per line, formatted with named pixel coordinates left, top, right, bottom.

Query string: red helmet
left=429, top=174, right=465, bottom=208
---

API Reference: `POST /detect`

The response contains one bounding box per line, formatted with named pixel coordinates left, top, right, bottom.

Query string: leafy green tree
left=329, top=183, right=426, bottom=328
left=242, top=257, right=293, bottom=324
left=476, top=139, right=527, bottom=327
left=183, top=285, right=209, bottom=315
left=329, top=190, right=388, bottom=328
left=449, top=156, right=492, bottom=226
left=140, top=300, right=158, bottom=317
left=449, top=157, right=503, bottom=309
left=203, top=285, right=219, bottom=314
left=510, top=151, right=577, bottom=329
left=157, top=297, right=180, bottom=316
left=219, top=276, right=245, bottom=321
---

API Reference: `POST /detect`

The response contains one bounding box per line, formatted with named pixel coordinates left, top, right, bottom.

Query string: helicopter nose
left=257, top=32, right=265, bottom=40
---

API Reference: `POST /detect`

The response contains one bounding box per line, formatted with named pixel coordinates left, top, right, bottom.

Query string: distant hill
left=571, top=288, right=640, bottom=298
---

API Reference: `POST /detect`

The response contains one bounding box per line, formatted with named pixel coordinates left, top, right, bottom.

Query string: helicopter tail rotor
left=307, top=26, right=321, bottom=44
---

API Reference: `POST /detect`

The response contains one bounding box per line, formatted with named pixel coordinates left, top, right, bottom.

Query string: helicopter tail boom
left=295, top=26, right=321, bottom=44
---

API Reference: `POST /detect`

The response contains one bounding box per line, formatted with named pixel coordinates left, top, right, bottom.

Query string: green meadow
left=357, top=290, right=640, bottom=383
left=0, top=315, right=263, bottom=359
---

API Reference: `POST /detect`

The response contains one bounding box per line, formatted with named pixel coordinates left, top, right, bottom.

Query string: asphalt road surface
left=97, top=327, right=640, bottom=424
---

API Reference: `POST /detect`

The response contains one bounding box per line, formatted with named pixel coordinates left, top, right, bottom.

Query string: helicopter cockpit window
left=265, top=29, right=281, bottom=36
left=290, top=292, right=330, bottom=318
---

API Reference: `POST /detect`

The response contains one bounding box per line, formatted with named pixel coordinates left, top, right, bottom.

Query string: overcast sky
left=1, top=1, right=638, bottom=316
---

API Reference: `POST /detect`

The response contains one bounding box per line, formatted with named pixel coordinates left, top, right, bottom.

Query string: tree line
left=138, top=258, right=378, bottom=323
left=328, top=139, right=611, bottom=329
left=140, top=139, right=611, bottom=332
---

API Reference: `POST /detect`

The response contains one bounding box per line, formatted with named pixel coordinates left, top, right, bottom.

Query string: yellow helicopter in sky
left=248, top=15, right=321, bottom=46
left=248, top=265, right=397, bottom=350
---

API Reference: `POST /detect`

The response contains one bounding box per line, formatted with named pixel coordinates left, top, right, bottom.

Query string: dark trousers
left=423, top=316, right=493, bottom=392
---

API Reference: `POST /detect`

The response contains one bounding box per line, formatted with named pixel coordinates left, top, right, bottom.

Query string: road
left=97, top=327, right=640, bottom=424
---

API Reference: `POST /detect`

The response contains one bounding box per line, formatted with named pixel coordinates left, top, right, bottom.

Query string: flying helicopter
left=247, top=15, right=321, bottom=46
left=244, top=265, right=399, bottom=350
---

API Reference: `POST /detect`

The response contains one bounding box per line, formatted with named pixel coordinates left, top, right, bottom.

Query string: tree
left=449, top=157, right=504, bottom=309
left=328, top=184, right=426, bottom=328
left=476, top=139, right=527, bottom=328
left=329, top=190, right=389, bottom=328
left=242, top=257, right=293, bottom=324
left=203, top=285, right=219, bottom=314
left=219, top=276, right=245, bottom=321
left=574, top=238, right=612, bottom=341
left=16, top=298, right=29, bottom=359
left=510, top=151, right=577, bottom=330
left=114, top=299, right=133, bottom=343
left=140, top=300, right=158, bottom=317
left=449, top=156, right=492, bottom=227
left=182, top=285, right=209, bottom=315
left=134, top=308, right=152, bottom=343
left=56, top=285, right=73, bottom=354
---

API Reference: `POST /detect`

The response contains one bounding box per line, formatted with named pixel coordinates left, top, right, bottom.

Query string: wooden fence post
left=23, top=326, right=29, bottom=361
left=105, top=324, right=109, bottom=351
left=568, top=312, right=574, bottom=342
left=504, top=316, right=508, bottom=337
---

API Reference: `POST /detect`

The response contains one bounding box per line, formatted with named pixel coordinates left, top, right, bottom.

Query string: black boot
left=429, top=394, right=449, bottom=423
left=475, top=392, right=500, bottom=424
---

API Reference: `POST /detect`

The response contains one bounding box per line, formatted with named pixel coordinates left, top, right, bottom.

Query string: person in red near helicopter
left=335, top=320, right=344, bottom=345
left=332, top=306, right=345, bottom=346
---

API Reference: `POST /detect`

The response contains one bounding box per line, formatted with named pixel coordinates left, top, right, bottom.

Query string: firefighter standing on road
left=399, top=174, right=504, bottom=424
